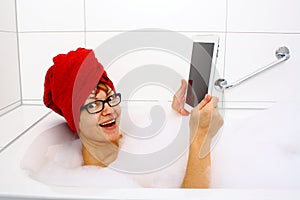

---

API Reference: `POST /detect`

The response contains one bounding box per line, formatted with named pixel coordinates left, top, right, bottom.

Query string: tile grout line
left=14, top=30, right=300, bottom=34
left=14, top=0, right=23, bottom=105
left=0, top=30, right=16, bottom=33
left=0, top=101, right=22, bottom=118
left=221, top=0, right=229, bottom=109
left=0, top=100, right=21, bottom=111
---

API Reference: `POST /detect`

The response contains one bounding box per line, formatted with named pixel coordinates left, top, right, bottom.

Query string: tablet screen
left=186, top=42, right=215, bottom=107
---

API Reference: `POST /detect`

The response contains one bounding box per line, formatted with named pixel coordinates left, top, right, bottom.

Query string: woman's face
left=79, top=86, right=122, bottom=146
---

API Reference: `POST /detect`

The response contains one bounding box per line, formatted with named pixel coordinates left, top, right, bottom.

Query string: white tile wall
left=0, top=0, right=20, bottom=114
left=85, top=0, right=227, bottom=31
left=86, top=32, right=226, bottom=102
left=16, top=0, right=84, bottom=32
left=227, top=0, right=300, bottom=33
left=0, top=0, right=17, bottom=31
left=224, top=33, right=300, bottom=107
left=4, top=0, right=300, bottom=108
left=86, top=32, right=226, bottom=75
left=0, top=32, right=21, bottom=112
left=18, top=32, right=85, bottom=101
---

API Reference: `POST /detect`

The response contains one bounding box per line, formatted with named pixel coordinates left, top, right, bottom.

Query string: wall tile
left=85, top=0, right=226, bottom=31
left=86, top=31, right=225, bottom=102
left=224, top=33, right=300, bottom=107
left=0, top=0, right=16, bottom=31
left=15, top=0, right=300, bottom=108
left=0, top=32, right=21, bottom=110
left=18, top=32, right=85, bottom=100
left=227, top=0, right=300, bottom=33
left=16, top=0, right=84, bottom=32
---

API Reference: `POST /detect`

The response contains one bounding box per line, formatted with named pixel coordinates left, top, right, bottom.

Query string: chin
left=102, top=128, right=121, bottom=146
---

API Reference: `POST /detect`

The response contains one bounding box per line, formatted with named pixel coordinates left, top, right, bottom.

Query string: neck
left=82, top=144, right=108, bottom=167
left=79, top=133, right=121, bottom=167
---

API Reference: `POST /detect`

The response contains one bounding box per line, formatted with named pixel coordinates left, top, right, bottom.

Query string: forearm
left=171, top=89, right=222, bottom=188
left=182, top=132, right=212, bottom=188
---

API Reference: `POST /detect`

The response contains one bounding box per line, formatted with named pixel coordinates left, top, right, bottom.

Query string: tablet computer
left=184, top=35, right=219, bottom=112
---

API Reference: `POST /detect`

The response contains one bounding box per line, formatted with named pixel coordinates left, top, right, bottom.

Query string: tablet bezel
left=184, top=35, right=219, bottom=112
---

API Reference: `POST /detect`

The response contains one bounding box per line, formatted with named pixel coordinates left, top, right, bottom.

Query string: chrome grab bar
left=214, top=46, right=290, bottom=91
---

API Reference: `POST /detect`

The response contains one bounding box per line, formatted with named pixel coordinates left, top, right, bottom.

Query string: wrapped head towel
left=43, top=48, right=115, bottom=133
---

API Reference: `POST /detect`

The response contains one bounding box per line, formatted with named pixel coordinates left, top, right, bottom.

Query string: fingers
left=172, top=79, right=190, bottom=116
left=198, top=94, right=212, bottom=110
left=179, top=108, right=190, bottom=116
left=173, top=79, right=186, bottom=104
left=173, top=81, right=221, bottom=116
left=211, top=96, right=219, bottom=108
left=181, top=79, right=187, bottom=89
left=197, top=95, right=220, bottom=113
left=176, top=79, right=187, bottom=97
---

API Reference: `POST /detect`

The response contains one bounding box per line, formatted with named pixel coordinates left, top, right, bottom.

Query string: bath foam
left=211, top=99, right=300, bottom=188
left=20, top=122, right=138, bottom=188
left=20, top=115, right=189, bottom=188
left=23, top=139, right=142, bottom=188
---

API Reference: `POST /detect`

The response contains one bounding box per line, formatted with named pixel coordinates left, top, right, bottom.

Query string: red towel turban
left=43, top=48, right=115, bottom=133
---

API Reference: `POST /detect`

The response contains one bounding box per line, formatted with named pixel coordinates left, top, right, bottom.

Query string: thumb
left=198, top=94, right=211, bottom=110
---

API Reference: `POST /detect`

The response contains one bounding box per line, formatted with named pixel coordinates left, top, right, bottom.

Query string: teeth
left=100, top=119, right=115, bottom=126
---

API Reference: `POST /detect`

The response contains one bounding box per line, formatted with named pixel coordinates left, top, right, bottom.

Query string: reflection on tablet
left=186, top=42, right=215, bottom=108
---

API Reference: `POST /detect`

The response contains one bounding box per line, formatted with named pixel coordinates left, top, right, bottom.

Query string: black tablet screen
left=186, top=42, right=214, bottom=107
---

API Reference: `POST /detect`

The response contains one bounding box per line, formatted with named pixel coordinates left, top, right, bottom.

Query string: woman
left=43, top=48, right=223, bottom=188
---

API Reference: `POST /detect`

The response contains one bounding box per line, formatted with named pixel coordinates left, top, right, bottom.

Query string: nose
left=101, top=102, right=113, bottom=116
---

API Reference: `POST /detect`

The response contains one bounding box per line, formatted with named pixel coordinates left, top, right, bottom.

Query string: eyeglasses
left=81, top=93, right=121, bottom=114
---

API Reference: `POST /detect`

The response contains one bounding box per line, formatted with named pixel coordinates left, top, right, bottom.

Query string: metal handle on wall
left=214, top=46, right=291, bottom=91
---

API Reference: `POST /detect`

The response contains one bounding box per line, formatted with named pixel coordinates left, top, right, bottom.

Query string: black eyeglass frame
left=80, top=93, right=121, bottom=114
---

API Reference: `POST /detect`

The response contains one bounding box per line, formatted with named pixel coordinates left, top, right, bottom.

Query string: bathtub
left=0, top=101, right=300, bottom=200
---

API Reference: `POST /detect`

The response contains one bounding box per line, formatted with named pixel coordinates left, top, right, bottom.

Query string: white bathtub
left=0, top=101, right=300, bottom=200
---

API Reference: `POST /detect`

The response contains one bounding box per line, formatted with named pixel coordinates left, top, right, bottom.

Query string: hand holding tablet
left=184, top=35, right=219, bottom=112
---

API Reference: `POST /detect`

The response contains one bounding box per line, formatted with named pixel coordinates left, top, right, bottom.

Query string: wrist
left=189, top=131, right=213, bottom=159
left=190, top=127, right=212, bottom=144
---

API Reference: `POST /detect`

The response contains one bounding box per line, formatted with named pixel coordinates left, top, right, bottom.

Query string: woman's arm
left=181, top=133, right=212, bottom=188
left=182, top=95, right=223, bottom=188
left=172, top=80, right=224, bottom=188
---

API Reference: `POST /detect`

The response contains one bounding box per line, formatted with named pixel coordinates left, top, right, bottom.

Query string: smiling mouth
left=99, top=119, right=116, bottom=128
